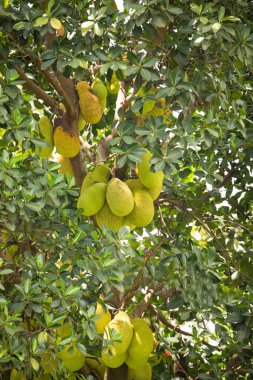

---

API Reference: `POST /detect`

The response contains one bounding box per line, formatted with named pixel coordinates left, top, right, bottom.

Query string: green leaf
left=30, top=357, right=39, bottom=371
left=124, top=66, right=139, bottom=76
left=140, top=68, right=152, bottom=81
left=33, top=17, right=49, bottom=27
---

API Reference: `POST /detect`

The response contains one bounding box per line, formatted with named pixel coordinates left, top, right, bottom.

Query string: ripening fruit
left=57, top=155, right=73, bottom=176
left=94, top=302, right=111, bottom=334
left=96, top=202, right=124, bottom=232
left=10, top=369, right=27, bottom=380
left=54, top=126, right=80, bottom=158
left=125, top=189, right=154, bottom=227
left=114, top=311, right=131, bottom=324
left=76, top=81, right=102, bottom=124
left=127, top=318, right=154, bottom=360
left=57, top=345, right=85, bottom=372
left=103, top=318, right=133, bottom=355
left=78, top=113, right=86, bottom=132
left=128, top=363, right=152, bottom=380
left=91, top=164, right=111, bottom=183
left=125, top=354, right=150, bottom=370
left=38, top=116, right=53, bottom=145
left=77, top=182, right=107, bottom=216
left=137, top=150, right=164, bottom=190
left=106, top=178, right=134, bottom=217
left=91, top=78, right=108, bottom=101
left=106, top=72, right=120, bottom=94
left=101, top=350, right=127, bottom=368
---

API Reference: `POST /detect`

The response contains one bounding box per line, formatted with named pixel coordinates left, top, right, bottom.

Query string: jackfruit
left=128, top=363, right=152, bottom=380
left=54, top=126, right=80, bottom=158
left=76, top=81, right=102, bottom=124
left=78, top=113, right=86, bottom=132
left=77, top=182, right=107, bottom=216
left=96, top=202, right=124, bottom=232
left=36, top=144, right=54, bottom=158
left=106, top=178, right=134, bottom=217
left=40, top=352, right=58, bottom=375
left=91, top=164, right=111, bottom=183
left=91, top=78, right=108, bottom=103
left=57, top=155, right=73, bottom=175
left=95, top=302, right=111, bottom=334
left=125, top=354, right=149, bottom=370
left=114, top=311, right=131, bottom=324
left=38, top=116, right=53, bottom=145
left=126, top=178, right=162, bottom=201
left=57, top=345, right=85, bottom=372
left=126, top=189, right=154, bottom=227
left=85, top=355, right=103, bottom=370
left=127, top=318, right=154, bottom=360
left=81, top=173, right=96, bottom=192
left=106, top=72, right=120, bottom=94
left=147, top=181, right=163, bottom=200
left=103, top=317, right=133, bottom=355
left=137, top=150, right=164, bottom=189
left=101, top=350, right=127, bottom=368
left=10, top=369, right=27, bottom=380
left=123, top=216, right=136, bottom=231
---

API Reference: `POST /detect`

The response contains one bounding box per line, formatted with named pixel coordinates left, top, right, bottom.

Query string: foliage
left=0, top=0, right=253, bottom=379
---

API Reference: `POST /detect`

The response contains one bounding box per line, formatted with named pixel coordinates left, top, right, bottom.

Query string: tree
left=0, top=0, right=253, bottom=379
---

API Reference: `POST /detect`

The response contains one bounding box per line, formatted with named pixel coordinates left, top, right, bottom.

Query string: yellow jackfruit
left=91, top=164, right=111, bottom=183
left=95, top=302, right=111, bottom=334
left=127, top=318, right=154, bottom=360
left=57, top=155, right=74, bottom=176
left=81, top=173, right=96, bottom=192
left=137, top=150, right=164, bottom=190
left=78, top=113, right=86, bottom=132
left=106, top=72, right=120, bottom=94
left=76, top=81, right=102, bottom=124
left=77, top=182, right=107, bottom=216
left=57, top=345, right=85, bottom=372
left=96, top=202, right=124, bottom=232
left=106, top=178, right=134, bottom=217
left=125, top=189, right=154, bottom=227
left=101, top=350, right=127, bottom=368
left=114, top=311, right=131, bottom=324
left=54, top=126, right=80, bottom=158
left=125, top=354, right=149, bottom=370
left=128, top=363, right=152, bottom=380
left=103, top=318, right=133, bottom=355
left=38, top=116, right=53, bottom=145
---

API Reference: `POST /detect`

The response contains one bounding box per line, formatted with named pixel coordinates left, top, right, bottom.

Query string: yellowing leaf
left=50, top=18, right=62, bottom=30
left=30, top=357, right=39, bottom=371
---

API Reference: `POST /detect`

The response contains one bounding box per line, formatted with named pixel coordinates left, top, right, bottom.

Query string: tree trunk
left=104, top=363, right=128, bottom=380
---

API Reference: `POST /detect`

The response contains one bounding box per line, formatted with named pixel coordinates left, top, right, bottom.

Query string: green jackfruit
left=114, top=311, right=131, bottom=324
left=91, top=78, right=108, bottom=101
left=125, top=189, right=154, bottom=227
left=127, top=318, right=154, bottom=360
left=81, top=173, right=96, bottom=193
left=128, top=363, right=152, bottom=380
left=103, top=318, right=133, bottom=355
left=126, top=178, right=162, bottom=201
left=101, top=350, right=127, bottom=368
left=106, top=72, right=120, bottom=94
left=77, top=182, right=107, bottom=216
left=57, top=345, right=85, bottom=372
left=78, top=113, right=86, bottom=132
left=106, top=178, right=134, bottom=217
left=96, top=202, right=124, bottom=232
left=126, top=354, right=149, bottom=370
left=91, top=164, right=111, bottom=183
left=137, top=150, right=164, bottom=189
left=76, top=81, right=102, bottom=124
left=38, top=116, right=53, bottom=145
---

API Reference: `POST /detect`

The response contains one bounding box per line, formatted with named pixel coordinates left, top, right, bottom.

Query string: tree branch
left=15, top=66, right=57, bottom=109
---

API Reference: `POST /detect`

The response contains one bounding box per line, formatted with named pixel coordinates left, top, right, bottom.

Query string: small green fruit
left=137, top=150, right=164, bottom=190
left=96, top=202, right=124, bottom=232
left=77, top=182, right=107, bottom=216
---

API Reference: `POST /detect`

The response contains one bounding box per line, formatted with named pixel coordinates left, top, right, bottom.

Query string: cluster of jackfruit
left=76, top=78, right=107, bottom=125
left=101, top=311, right=154, bottom=380
left=77, top=150, right=164, bottom=232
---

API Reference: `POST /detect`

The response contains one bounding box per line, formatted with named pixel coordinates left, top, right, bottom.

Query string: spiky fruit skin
left=106, top=72, right=120, bottom=94
left=137, top=150, right=164, bottom=189
left=125, top=355, right=149, bottom=370
left=91, top=164, right=111, bottom=183
left=101, top=350, right=127, bottom=368
left=126, top=178, right=162, bottom=201
left=78, top=113, right=86, bottom=131
left=57, top=155, right=73, bottom=175
left=106, top=178, right=134, bottom=217
left=57, top=345, right=85, bottom=372
left=91, top=78, right=108, bottom=101
left=96, top=203, right=124, bottom=232
left=38, top=116, right=53, bottom=145
left=54, top=126, right=80, bottom=158
left=126, top=189, right=154, bottom=227
left=103, top=318, right=133, bottom=355
left=128, top=363, right=152, bottom=380
left=95, top=303, right=111, bottom=334
left=127, top=318, right=154, bottom=360
left=77, top=182, right=107, bottom=216
left=76, top=81, right=102, bottom=124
